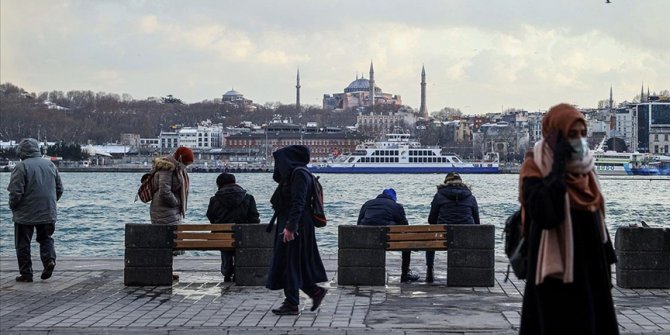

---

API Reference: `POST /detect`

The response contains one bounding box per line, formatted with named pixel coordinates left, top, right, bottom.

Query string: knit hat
left=216, top=173, right=236, bottom=187
left=383, top=188, right=397, bottom=202
left=174, top=147, right=194, bottom=165
left=444, top=172, right=462, bottom=184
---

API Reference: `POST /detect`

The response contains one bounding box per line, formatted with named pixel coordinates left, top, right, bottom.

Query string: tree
left=432, top=107, right=462, bottom=121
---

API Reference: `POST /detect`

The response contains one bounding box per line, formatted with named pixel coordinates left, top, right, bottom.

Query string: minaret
left=641, top=83, right=645, bottom=103
left=369, top=61, right=375, bottom=109
left=609, top=85, right=613, bottom=110
left=419, top=65, right=428, bottom=117
left=296, top=68, right=301, bottom=113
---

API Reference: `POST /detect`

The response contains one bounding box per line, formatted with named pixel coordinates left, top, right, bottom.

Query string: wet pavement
left=0, top=253, right=668, bottom=334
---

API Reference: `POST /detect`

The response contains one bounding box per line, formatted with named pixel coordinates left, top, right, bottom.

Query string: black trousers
left=15, top=223, right=57, bottom=277
left=284, top=285, right=319, bottom=306
left=220, top=250, right=234, bottom=277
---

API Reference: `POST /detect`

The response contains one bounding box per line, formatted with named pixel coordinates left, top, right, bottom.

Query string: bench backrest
left=386, top=225, right=448, bottom=251
left=174, top=224, right=235, bottom=251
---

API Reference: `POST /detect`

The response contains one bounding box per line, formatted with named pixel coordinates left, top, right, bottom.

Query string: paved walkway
left=0, top=254, right=668, bottom=334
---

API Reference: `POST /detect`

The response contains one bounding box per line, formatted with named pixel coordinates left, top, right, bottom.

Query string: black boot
left=425, top=266, right=434, bottom=283
left=272, top=302, right=299, bottom=315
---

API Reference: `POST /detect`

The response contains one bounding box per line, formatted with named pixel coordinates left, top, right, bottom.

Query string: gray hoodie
left=7, top=138, right=63, bottom=225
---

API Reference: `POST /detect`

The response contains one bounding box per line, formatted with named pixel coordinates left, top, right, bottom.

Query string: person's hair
left=216, top=173, right=236, bottom=187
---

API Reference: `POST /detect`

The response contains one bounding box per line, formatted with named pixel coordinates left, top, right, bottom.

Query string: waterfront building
left=633, top=101, right=670, bottom=153
left=159, top=131, right=179, bottom=151
left=225, top=130, right=365, bottom=162
left=527, top=112, right=544, bottom=146
left=323, top=62, right=402, bottom=111
left=356, top=110, right=416, bottom=137
left=176, top=125, right=224, bottom=150
left=472, top=121, right=528, bottom=161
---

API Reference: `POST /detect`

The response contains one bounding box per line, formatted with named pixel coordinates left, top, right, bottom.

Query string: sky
left=1, top=0, right=669, bottom=115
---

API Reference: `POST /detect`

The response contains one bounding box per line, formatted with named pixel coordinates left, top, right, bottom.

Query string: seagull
left=641, top=220, right=649, bottom=227
left=606, top=0, right=611, bottom=3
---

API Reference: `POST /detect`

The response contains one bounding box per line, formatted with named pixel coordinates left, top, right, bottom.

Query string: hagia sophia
left=222, top=61, right=429, bottom=118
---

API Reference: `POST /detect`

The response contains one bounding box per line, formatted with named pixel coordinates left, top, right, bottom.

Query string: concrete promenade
left=1, top=254, right=668, bottom=335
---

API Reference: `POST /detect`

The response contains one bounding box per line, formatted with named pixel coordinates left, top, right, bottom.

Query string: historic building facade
left=323, top=62, right=402, bottom=110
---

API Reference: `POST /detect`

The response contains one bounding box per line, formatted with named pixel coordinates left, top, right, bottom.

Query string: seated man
left=357, top=188, right=420, bottom=283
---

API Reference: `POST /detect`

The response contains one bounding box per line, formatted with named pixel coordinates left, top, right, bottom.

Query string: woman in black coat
left=266, top=145, right=328, bottom=315
left=518, top=103, right=618, bottom=335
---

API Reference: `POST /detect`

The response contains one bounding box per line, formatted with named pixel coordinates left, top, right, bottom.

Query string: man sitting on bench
left=357, top=188, right=420, bottom=283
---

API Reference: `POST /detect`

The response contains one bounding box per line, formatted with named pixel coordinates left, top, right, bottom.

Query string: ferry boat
left=593, top=150, right=636, bottom=175
left=308, top=133, right=500, bottom=174
left=629, top=155, right=670, bottom=176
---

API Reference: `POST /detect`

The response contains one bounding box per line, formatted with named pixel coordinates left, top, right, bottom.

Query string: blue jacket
left=428, top=184, right=480, bottom=225
left=357, top=193, right=408, bottom=226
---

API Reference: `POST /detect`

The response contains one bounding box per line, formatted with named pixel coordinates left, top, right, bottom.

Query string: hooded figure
left=149, top=147, right=193, bottom=225
left=425, top=173, right=480, bottom=282
left=518, top=103, right=618, bottom=335
left=207, top=173, right=260, bottom=281
left=7, top=138, right=63, bottom=282
left=266, top=145, right=328, bottom=315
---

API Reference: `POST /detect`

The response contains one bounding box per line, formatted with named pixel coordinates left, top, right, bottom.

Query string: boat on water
left=308, top=133, right=500, bottom=174
left=593, top=150, right=639, bottom=175
left=629, top=155, right=670, bottom=176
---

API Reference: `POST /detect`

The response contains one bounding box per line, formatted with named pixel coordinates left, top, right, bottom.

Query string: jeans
left=284, top=285, right=319, bottom=306
left=425, top=251, right=441, bottom=267
left=15, top=223, right=56, bottom=277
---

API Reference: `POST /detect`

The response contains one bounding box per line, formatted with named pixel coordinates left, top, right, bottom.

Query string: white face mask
left=568, top=137, right=589, bottom=160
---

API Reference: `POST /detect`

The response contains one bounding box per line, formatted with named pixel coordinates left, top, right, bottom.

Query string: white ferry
left=593, top=150, right=636, bottom=175
left=308, top=133, right=500, bottom=174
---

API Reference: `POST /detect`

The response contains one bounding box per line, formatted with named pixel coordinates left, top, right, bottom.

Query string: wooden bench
left=124, top=223, right=274, bottom=286
left=174, top=224, right=235, bottom=251
left=385, top=225, right=448, bottom=251
left=338, top=224, right=494, bottom=286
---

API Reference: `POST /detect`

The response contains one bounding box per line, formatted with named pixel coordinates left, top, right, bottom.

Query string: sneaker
left=400, top=270, right=420, bottom=283
left=310, top=287, right=328, bottom=312
left=271, top=302, right=300, bottom=316
left=41, top=260, right=56, bottom=280
left=16, top=275, right=33, bottom=282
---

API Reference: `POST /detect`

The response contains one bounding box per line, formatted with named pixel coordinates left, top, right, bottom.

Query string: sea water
left=0, top=172, right=668, bottom=257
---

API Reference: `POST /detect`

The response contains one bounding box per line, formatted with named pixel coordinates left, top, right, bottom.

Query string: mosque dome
left=223, top=89, right=243, bottom=97
left=344, top=78, right=382, bottom=93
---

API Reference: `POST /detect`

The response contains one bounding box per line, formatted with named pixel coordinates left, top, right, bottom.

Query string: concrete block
left=338, top=266, right=386, bottom=286
left=338, top=249, right=385, bottom=267
left=125, top=224, right=175, bottom=248
left=615, top=227, right=668, bottom=251
left=235, top=266, right=270, bottom=286
left=446, top=225, right=495, bottom=250
left=617, top=251, right=670, bottom=270
left=338, top=225, right=386, bottom=249
left=447, top=249, right=494, bottom=268
left=235, top=248, right=273, bottom=267
left=235, top=224, right=275, bottom=248
left=447, top=267, right=494, bottom=287
left=616, top=269, right=670, bottom=289
left=124, top=248, right=173, bottom=267
left=124, top=267, right=172, bottom=286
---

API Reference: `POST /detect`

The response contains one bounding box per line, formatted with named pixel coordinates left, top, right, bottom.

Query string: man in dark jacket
left=206, top=173, right=260, bottom=282
left=425, top=173, right=480, bottom=282
left=357, top=188, right=420, bottom=283
left=266, top=145, right=328, bottom=316
left=7, top=138, right=63, bottom=282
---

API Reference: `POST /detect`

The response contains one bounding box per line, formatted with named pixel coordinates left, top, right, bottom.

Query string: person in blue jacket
left=357, top=188, right=420, bottom=283
left=266, top=145, right=328, bottom=316
left=426, top=173, right=480, bottom=282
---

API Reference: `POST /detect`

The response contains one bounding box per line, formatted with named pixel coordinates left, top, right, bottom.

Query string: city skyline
left=1, top=0, right=668, bottom=114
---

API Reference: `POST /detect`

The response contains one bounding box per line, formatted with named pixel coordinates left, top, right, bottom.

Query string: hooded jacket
left=7, top=138, right=63, bottom=225
left=428, top=183, right=480, bottom=225
left=149, top=156, right=188, bottom=225
left=206, top=184, right=260, bottom=224
left=266, top=145, right=327, bottom=291
left=357, top=193, right=409, bottom=226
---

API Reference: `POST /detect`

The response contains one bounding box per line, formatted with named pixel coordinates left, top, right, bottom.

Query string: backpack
left=135, top=172, right=155, bottom=203
left=292, top=167, right=327, bottom=227
left=503, top=209, right=527, bottom=281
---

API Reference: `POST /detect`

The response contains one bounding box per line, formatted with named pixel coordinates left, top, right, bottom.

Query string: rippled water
left=0, top=172, right=668, bottom=258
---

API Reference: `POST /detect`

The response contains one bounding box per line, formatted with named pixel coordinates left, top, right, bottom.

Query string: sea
left=0, top=172, right=668, bottom=258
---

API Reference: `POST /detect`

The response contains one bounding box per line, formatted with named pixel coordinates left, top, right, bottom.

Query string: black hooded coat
left=428, top=183, right=480, bottom=225
left=265, top=146, right=328, bottom=291
left=206, top=184, right=260, bottom=224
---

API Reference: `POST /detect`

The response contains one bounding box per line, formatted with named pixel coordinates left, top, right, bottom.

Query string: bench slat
left=175, top=224, right=234, bottom=232
left=386, top=240, right=448, bottom=251
left=386, top=232, right=446, bottom=241
left=175, top=240, right=235, bottom=250
left=387, top=225, right=447, bottom=233
left=175, top=232, right=234, bottom=240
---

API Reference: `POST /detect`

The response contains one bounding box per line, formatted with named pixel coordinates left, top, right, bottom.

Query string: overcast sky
left=1, top=0, right=668, bottom=114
